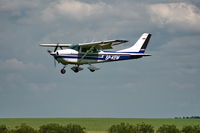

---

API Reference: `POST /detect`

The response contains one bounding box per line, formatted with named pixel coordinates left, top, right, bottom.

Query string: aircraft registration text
left=105, top=55, right=120, bottom=60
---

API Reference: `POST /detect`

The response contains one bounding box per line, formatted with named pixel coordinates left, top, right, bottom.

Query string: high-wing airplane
left=40, top=33, right=151, bottom=74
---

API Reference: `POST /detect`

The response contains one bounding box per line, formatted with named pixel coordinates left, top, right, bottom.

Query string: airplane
left=40, top=33, right=151, bottom=74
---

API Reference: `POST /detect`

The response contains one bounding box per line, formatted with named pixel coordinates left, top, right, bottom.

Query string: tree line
left=175, top=116, right=200, bottom=119
left=0, top=122, right=200, bottom=133
left=109, top=123, right=200, bottom=133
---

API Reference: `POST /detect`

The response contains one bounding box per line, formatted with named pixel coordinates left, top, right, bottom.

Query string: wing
left=79, top=40, right=128, bottom=50
left=40, top=40, right=128, bottom=49
left=40, top=44, right=72, bottom=47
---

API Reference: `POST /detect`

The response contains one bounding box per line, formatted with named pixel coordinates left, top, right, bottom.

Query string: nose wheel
left=61, top=68, right=66, bottom=74
left=60, top=65, right=67, bottom=74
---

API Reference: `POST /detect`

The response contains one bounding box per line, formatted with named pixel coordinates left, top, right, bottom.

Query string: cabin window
left=81, top=47, right=98, bottom=53
left=81, top=48, right=87, bottom=53
left=92, top=47, right=98, bottom=53
left=70, top=45, right=80, bottom=51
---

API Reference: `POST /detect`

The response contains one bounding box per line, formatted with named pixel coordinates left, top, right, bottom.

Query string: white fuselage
left=54, top=49, right=144, bottom=65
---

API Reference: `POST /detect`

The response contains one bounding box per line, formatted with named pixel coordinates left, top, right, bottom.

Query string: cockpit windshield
left=69, top=45, right=80, bottom=51
left=81, top=47, right=99, bottom=53
left=69, top=45, right=99, bottom=53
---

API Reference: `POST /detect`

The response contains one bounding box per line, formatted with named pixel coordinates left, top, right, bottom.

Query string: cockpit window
left=81, top=48, right=87, bottom=52
left=80, top=47, right=99, bottom=53
left=69, top=45, right=80, bottom=51
left=92, top=47, right=98, bottom=53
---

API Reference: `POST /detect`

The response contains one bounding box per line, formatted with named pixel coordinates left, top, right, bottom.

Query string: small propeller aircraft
left=40, top=33, right=152, bottom=74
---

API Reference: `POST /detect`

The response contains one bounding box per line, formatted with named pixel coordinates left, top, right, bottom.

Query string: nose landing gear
left=60, top=65, right=67, bottom=74
left=61, top=68, right=66, bottom=74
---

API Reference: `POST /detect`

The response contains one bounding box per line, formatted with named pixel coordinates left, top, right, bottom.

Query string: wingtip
left=116, top=40, right=129, bottom=43
left=39, top=44, right=47, bottom=46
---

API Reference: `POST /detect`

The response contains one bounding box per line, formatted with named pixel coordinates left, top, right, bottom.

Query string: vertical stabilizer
left=118, top=33, right=151, bottom=53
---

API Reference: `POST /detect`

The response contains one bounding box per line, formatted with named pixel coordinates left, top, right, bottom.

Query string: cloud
left=41, top=0, right=149, bottom=26
left=0, top=0, right=39, bottom=17
left=148, top=2, right=200, bottom=31
left=0, top=0, right=38, bottom=11
left=0, top=58, right=55, bottom=93
left=0, top=59, right=26, bottom=70
left=42, top=0, right=111, bottom=21
left=150, top=34, right=200, bottom=94
left=0, top=58, right=45, bottom=71
left=40, top=0, right=153, bottom=42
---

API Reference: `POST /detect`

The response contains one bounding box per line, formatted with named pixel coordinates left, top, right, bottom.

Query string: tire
left=61, top=69, right=66, bottom=74
left=90, top=70, right=95, bottom=72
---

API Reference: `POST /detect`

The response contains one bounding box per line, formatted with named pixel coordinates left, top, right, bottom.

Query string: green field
left=0, top=118, right=200, bottom=132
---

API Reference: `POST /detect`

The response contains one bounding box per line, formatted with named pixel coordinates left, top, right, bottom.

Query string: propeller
left=47, top=49, right=57, bottom=67
left=47, top=43, right=61, bottom=67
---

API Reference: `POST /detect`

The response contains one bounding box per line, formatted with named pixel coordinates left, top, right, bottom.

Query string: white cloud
left=0, top=0, right=39, bottom=16
left=0, top=0, right=38, bottom=11
left=0, top=58, right=55, bottom=92
left=42, top=0, right=111, bottom=21
left=0, top=59, right=26, bottom=70
left=41, top=0, right=150, bottom=27
left=40, top=0, right=152, bottom=41
left=0, top=58, right=45, bottom=71
left=148, top=2, right=200, bottom=31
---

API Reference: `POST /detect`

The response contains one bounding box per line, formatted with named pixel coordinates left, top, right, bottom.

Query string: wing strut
left=79, top=46, right=95, bottom=62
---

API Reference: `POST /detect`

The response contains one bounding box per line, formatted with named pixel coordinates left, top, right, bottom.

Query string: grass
left=0, top=118, right=200, bottom=132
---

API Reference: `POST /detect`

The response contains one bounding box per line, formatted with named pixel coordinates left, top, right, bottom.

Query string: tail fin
left=118, top=33, right=151, bottom=53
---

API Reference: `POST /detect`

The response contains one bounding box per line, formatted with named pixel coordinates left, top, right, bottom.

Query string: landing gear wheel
left=71, top=66, right=83, bottom=73
left=88, top=65, right=99, bottom=72
left=74, top=68, right=79, bottom=73
left=61, top=69, right=66, bottom=74
left=90, top=70, right=95, bottom=72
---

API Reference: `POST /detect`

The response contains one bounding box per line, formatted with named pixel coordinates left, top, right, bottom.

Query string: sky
left=0, top=0, right=200, bottom=118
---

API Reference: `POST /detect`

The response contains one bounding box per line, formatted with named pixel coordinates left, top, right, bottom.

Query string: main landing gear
left=71, top=66, right=83, bottom=73
left=87, top=65, right=100, bottom=72
left=60, top=65, right=83, bottom=74
left=60, top=65, right=100, bottom=74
